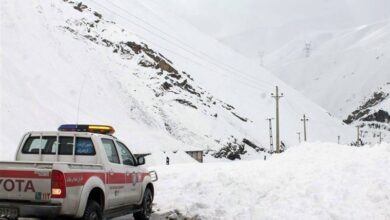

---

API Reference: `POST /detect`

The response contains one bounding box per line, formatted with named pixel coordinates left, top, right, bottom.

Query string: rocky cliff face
left=59, top=0, right=266, bottom=159
left=344, top=91, right=389, bottom=124
left=344, top=83, right=390, bottom=144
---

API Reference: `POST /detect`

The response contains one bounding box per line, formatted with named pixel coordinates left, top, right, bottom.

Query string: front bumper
left=0, top=201, right=61, bottom=219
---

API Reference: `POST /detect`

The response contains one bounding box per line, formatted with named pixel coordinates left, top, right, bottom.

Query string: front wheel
left=133, top=188, right=153, bottom=220
left=82, top=200, right=102, bottom=220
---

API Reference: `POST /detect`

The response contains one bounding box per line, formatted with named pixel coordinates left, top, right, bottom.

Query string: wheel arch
left=145, top=183, right=154, bottom=198
left=87, top=187, right=105, bottom=210
left=75, top=176, right=106, bottom=218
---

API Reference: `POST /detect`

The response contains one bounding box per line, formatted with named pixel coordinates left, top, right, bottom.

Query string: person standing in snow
left=166, top=156, right=170, bottom=165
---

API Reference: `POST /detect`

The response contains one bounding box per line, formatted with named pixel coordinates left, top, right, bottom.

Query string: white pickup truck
left=0, top=124, right=157, bottom=220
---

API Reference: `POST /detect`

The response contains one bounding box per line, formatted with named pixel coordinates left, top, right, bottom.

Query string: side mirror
left=137, top=156, right=145, bottom=165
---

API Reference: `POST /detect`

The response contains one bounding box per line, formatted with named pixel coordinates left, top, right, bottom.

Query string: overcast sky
left=149, top=0, right=390, bottom=38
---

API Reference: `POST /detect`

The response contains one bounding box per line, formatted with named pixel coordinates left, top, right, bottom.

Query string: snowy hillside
left=0, top=0, right=353, bottom=161
left=147, top=0, right=390, bottom=59
left=151, top=143, right=390, bottom=219
left=265, top=21, right=390, bottom=143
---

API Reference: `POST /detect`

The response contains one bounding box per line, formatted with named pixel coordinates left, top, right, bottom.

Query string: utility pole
left=338, top=135, right=341, bottom=144
left=271, top=86, right=283, bottom=153
left=266, top=118, right=275, bottom=152
left=304, top=42, right=311, bottom=58
left=301, top=114, right=309, bottom=142
left=297, top=132, right=301, bottom=144
left=356, top=126, right=360, bottom=147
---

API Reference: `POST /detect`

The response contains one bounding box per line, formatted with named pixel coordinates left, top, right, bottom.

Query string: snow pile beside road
left=151, top=143, right=390, bottom=219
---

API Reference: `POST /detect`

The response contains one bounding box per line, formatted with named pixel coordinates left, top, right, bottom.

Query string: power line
left=101, top=0, right=271, bottom=87
left=285, top=98, right=301, bottom=115
left=88, top=0, right=274, bottom=91
left=76, top=74, right=88, bottom=125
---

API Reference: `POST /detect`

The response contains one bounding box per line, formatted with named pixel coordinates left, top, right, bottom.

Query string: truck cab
left=0, top=124, right=157, bottom=220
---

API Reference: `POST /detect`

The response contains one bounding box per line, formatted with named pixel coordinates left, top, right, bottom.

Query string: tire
left=82, top=200, right=102, bottom=220
left=133, top=188, right=153, bottom=220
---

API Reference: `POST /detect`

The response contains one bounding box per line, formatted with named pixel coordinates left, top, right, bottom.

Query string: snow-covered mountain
left=265, top=21, right=390, bottom=143
left=0, top=0, right=353, bottom=161
left=138, top=0, right=390, bottom=145
left=147, top=0, right=390, bottom=59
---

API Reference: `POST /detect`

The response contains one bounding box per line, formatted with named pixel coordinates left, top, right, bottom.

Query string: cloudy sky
left=149, top=0, right=390, bottom=38
left=145, top=0, right=389, bottom=58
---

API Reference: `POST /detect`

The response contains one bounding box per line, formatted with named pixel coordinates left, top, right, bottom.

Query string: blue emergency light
left=58, top=124, right=115, bottom=135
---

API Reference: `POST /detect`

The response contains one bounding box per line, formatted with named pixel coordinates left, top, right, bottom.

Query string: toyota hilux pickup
left=0, top=124, right=157, bottom=220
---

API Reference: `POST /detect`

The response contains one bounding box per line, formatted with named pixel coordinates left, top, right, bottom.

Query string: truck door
left=116, top=141, right=142, bottom=204
left=101, top=139, right=127, bottom=208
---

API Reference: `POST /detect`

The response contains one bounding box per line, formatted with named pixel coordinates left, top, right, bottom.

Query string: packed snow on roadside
left=149, top=143, right=390, bottom=220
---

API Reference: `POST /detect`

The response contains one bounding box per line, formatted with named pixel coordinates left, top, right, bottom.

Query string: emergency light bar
left=58, top=124, right=115, bottom=135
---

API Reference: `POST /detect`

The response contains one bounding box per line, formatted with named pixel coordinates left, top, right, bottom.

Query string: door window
left=117, top=142, right=136, bottom=166
left=101, top=139, right=120, bottom=164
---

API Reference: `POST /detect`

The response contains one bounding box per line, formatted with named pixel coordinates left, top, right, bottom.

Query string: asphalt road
left=113, top=213, right=169, bottom=220
left=19, top=213, right=169, bottom=220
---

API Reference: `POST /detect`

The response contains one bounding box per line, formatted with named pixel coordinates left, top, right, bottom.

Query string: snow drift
left=152, top=143, right=390, bottom=219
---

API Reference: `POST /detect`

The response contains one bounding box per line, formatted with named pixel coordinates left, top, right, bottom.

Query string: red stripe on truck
left=0, top=171, right=150, bottom=188
left=0, top=170, right=50, bottom=179
left=64, top=172, right=106, bottom=187
left=107, top=173, right=126, bottom=184
left=64, top=172, right=150, bottom=186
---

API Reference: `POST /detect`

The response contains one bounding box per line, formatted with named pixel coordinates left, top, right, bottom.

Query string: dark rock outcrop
left=344, top=91, right=389, bottom=124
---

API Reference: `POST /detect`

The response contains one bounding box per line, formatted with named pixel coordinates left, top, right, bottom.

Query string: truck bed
left=0, top=161, right=54, bottom=203
left=0, top=161, right=103, bottom=203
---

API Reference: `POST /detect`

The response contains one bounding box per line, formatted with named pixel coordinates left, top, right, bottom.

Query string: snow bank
left=151, top=143, right=390, bottom=219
